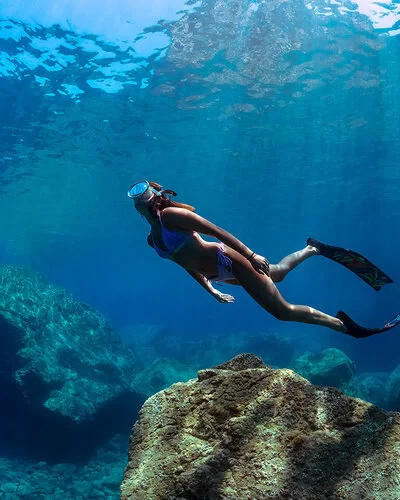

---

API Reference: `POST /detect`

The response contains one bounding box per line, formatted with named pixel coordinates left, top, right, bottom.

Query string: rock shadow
left=282, top=379, right=397, bottom=499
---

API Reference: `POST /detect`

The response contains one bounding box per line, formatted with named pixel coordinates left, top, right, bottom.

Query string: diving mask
left=127, top=180, right=160, bottom=202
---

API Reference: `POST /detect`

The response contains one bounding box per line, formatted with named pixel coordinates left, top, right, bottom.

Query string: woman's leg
left=269, top=245, right=319, bottom=283
left=229, top=251, right=346, bottom=333
left=222, top=245, right=319, bottom=285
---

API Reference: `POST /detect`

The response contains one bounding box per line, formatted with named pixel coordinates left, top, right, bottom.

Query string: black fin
left=336, top=310, right=400, bottom=339
left=307, top=238, right=393, bottom=291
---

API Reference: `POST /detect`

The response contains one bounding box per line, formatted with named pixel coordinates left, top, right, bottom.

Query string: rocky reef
left=121, top=354, right=400, bottom=499
left=122, top=321, right=400, bottom=410
left=0, top=266, right=143, bottom=462
left=293, top=348, right=356, bottom=387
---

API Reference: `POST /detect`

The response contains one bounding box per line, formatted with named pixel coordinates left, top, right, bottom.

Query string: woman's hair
left=148, top=181, right=196, bottom=214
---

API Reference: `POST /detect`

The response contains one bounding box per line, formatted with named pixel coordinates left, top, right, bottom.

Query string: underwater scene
left=1, top=0, right=400, bottom=498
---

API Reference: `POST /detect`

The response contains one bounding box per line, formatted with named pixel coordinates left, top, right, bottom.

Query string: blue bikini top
left=152, top=213, right=191, bottom=259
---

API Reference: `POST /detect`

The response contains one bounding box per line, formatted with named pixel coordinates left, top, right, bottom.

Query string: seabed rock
left=293, top=347, right=356, bottom=388
left=353, top=373, right=388, bottom=410
left=121, top=353, right=400, bottom=499
left=0, top=266, right=143, bottom=462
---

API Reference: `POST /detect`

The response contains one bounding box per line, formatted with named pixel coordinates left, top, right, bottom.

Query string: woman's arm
left=162, top=207, right=270, bottom=275
left=186, top=270, right=234, bottom=303
left=163, top=208, right=252, bottom=256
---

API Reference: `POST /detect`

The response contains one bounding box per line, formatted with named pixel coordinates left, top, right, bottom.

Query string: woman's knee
left=269, top=264, right=286, bottom=283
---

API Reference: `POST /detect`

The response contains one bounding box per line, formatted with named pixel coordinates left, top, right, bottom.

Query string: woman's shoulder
left=160, top=206, right=189, bottom=221
left=161, top=206, right=186, bottom=215
left=160, top=206, right=196, bottom=230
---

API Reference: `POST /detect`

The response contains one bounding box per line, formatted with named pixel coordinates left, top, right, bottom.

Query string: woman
left=128, top=180, right=399, bottom=338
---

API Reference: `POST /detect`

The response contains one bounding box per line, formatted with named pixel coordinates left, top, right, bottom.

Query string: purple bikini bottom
left=210, top=243, right=235, bottom=283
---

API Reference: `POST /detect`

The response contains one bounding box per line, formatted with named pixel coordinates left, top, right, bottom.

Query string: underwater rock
left=293, top=348, right=356, bottom=387
left=133, top=358, right=197, bottom=398
left=336, top=372, right=389, bottom=410
left=0, top=434, right=127, bottom=499
left=121, top=354, right=400, bottom=499
left=214, top=352, right=266, bottom=370
left=386, top=365, right=400, bottom=411
left=357, top=374, right=388, bottom=409
left=0, top=266, right=143, bottom=462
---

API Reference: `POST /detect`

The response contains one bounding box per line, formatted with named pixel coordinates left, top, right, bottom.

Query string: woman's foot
left=335, top=317, right=347, bottom=333
left=307, top=244, right=320, bottom=255
left=307, top=237, right=325, bottom=255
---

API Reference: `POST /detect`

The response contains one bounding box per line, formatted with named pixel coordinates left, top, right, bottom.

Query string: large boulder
left=121, top=353, right=400, bottom=499
left=353, top=373, right=389, bottom=410
left=0, top=266, right=143, bottom=461
left=293, top=348, right=356, bottom=387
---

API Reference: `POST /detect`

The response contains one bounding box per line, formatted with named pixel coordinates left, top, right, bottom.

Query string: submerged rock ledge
left=0, top=266, right=142, bottom=462
left=122, top=354, right=400, bottom=499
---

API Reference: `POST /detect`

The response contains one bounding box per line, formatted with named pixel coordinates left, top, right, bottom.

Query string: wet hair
left=147, top=181, right=196, bottom=215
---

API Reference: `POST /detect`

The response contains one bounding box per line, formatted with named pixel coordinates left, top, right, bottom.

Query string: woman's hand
left=212, top=289, right=235, bottom=303
left=249, top=254, right=270, bottom=276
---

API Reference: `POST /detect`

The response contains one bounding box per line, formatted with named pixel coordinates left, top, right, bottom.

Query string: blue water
left=1, top=0, right=400, bottom=496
